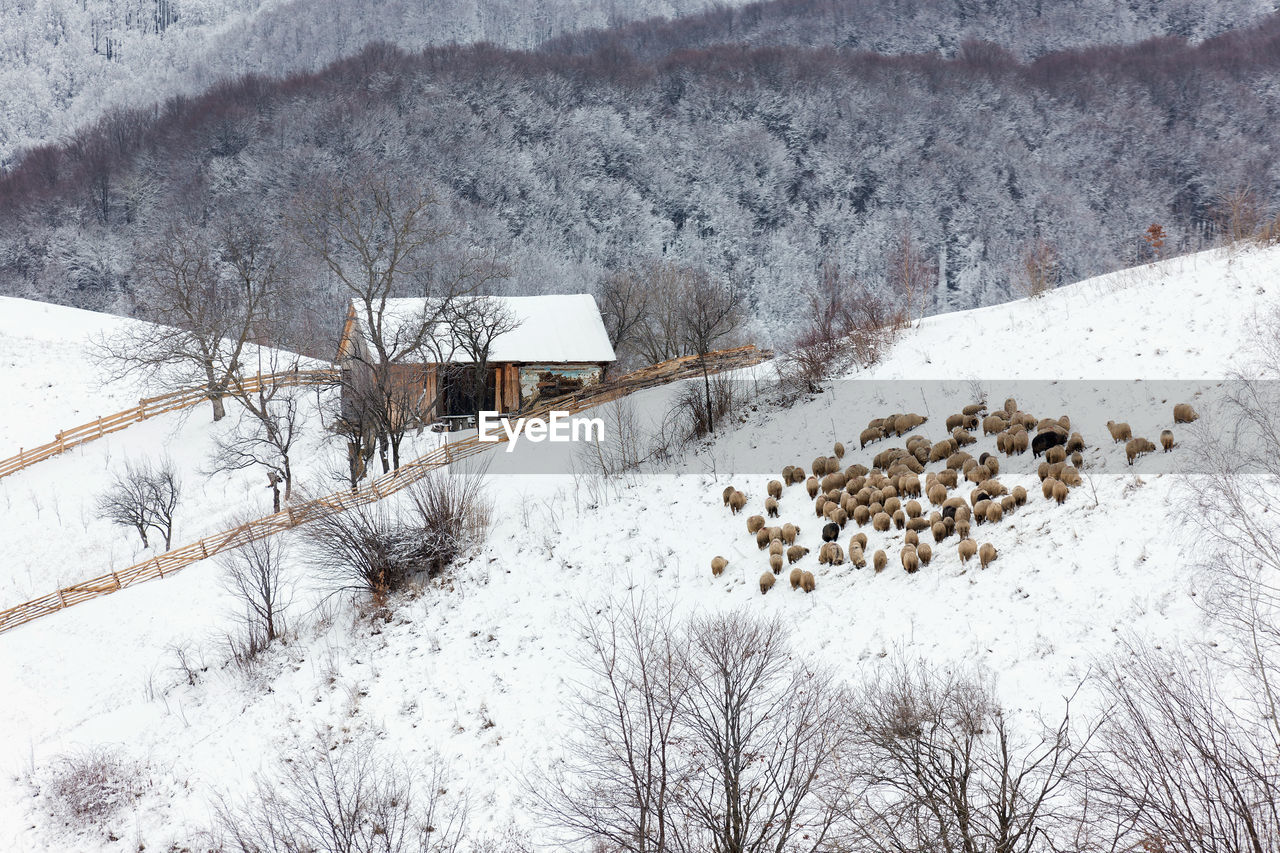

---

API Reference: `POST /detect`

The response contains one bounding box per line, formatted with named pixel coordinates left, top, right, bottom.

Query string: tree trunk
left=210, top=394, right=226, bottom=421
left=378, top=433, right=391, bottom=474
left=701, top=356, right=715, bottom=435
left=136, top=524, right=149, bottom=548
left=270, top=477, right=281, bottom=513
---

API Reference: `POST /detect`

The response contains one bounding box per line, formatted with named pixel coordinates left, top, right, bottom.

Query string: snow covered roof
left=344, top=294, right=616, bottom=364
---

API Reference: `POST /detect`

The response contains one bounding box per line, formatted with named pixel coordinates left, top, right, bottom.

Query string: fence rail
left=0, top=346, right=770, bottom=636
left=0, top=368, right=340, bottom=482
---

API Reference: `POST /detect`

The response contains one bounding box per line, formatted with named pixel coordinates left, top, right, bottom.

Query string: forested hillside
left=3, top=10, right=1280, bottom=350
left=0, top=0, right=748, bottom=168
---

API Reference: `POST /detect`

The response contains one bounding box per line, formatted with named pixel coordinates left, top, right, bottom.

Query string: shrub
left=42, top=748, right=148, bottom=831
left=306, top=469, right=490, bottom=602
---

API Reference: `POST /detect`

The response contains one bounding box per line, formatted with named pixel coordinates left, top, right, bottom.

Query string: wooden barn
left=337, top=294, right=616, bottom=428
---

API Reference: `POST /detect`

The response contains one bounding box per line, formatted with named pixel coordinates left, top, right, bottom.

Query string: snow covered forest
left=2, top=2, right=1280, bottom=349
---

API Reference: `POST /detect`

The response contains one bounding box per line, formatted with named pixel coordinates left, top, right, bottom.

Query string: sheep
left=956, top=519, right=971, bottom=539
left=927, top=483, right=948, bottom=506
left=1042, top=478, right=1057, bottom=500
left=756, top=529, right=773, bottom=550
left=1161, top=429, right=1174, bottom=452
left=873, top=512, right=892, bottom=532
left=847, top=463, right=870, bottom=478
left=850, top=532, right=868, bottom=550
left=983, top=456, right=1001, bottom=477
left=1037, top=418, right=1066, bottom=435
left=711, top=556, right=728, bottom=576
left=985, top=502, right=1003, bottom=524
left=782, top=465, right=796, bottom=484
left=782, top=523, right=800, bottom=544
left=853, top=505, right=871, bottom=526
left=747, top=514, right=766, bottom=534
left=1011, top=485, right=1028, bottom=507
left=789, top=466, right=808, bottom=485
left=952, top=427, right=977, bottom=447
left=946, top=413, right=967, bottom=431
left=814, top=497, right=829, bottom=518
left=1125, top=437, right=1157, bottom=465
left=932, top=521, right=948, bottom=543
left=760, top=572, right=776, bottom=594
left=898, top=475, right=922, bottom=497
left=1106, top=420, right=1132, bottom=443
left=790, top=567, right=804, bottom=589
left=768, top=479, right=783, bottom=499
left=765, top=496, right=779, bottom=518
left=822, top=521, right=841, bottom=542
left=977, top=479, right=1006, bottom=497
left=958, top=538, right=978, bottom=563
left=1052, top=480, right=1069, bottom=505
left=833, top=507, right=850, bottom=528
left=894, top=413, right=928, bottom=435
left=902, top=547, right=920, bottom=574
left=1003, top=398, right=1017, bottom=414
left=849, top=545, right=867, bottom=568
left=769, top=540, right=785, bottom=557
left=812, top=456, right=829, bottom=477
left=996, top=432, right=1009, bottom=455
left=979, top=542, right=998, bottom=569
left=971, top=489, right=991, bottom=508
left=1174, top=403, right=1199, bottom=423
left=983, top=414, right=1007, bottom=435
left=906, top=517, right=932, bottom=532
left=1070, top=451, right=1083, bottom=467
left=825, top=542, right=845, bottom=565
left=801, top=571, right=816, bottom=593
left=874, top=550, right=888, bottom=572
left=860, top=427, right=882, bottom=449
left=867, top=416, right=886, bottom=431
left=806, top=477, right=820, bottom=499
left=893, top=509, right=906, bottom=530
left=1000, top=495, right=1016, bottom=513
left=770, top=553, right=784, bottom=574
left=974, top=499, right=992, bottom=521
left=722, top=485, right=735, bottom=506
left=905, top=499, right=923, bottom=519
left=833, top=440, right=847, bottom=460
left=729, top=491, right=746, bottom=514
left=918, top=543, right=932, bottom=565
left=929, top=441, right=955, bottom=463
left=964, top=402, right=987, bottom=417
left=1066, top=432, right=1085, bottom=454
left=1045, top=446, right=1066, bottom=465
left=1032, top=430, right=1068, bottom=458
left=787, top=545, right=810, bottom=564
left=1013, top=431, right=1030, bottom=454
left=1059, top=466, right=1082, bottom=487
left=938, top=469, right=959, bottom=489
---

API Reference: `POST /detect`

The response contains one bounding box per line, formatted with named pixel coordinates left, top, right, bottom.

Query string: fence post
left=154, top=556, right=164, bottom=578
left=56, top=590, right=67, bottom=609
left=112, top=572, right=122, bottom=589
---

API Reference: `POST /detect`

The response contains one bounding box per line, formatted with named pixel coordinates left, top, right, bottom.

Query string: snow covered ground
left=0, top=245, right=1273, bottom=850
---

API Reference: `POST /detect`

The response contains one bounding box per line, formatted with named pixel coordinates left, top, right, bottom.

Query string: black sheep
left=822, top=522, right=840, bottom=542
left=1031, top=430, right=1067, bottom=458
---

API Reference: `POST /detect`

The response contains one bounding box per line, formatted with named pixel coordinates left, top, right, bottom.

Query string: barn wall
left=518, top=363, right=605, bottom=403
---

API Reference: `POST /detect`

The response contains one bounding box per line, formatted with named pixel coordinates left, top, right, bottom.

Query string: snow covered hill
left=0, top=245, right=1274, bottom=850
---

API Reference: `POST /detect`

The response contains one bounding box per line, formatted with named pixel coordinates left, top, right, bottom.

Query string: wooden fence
left=0, top=346, right=769, bottom=636
left=0, top=368, right=340, bottom=482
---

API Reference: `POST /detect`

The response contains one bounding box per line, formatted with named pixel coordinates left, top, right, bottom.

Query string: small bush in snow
left=42, top=747, right=147, bottom=831
left=306, top=469, right=490, bottom=602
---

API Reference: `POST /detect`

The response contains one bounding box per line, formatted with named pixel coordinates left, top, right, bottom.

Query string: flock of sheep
left=713, top=397, right=1199, bottom=595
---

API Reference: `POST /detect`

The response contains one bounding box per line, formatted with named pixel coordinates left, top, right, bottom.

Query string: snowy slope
left=0, top=246, right=1274, bottom=851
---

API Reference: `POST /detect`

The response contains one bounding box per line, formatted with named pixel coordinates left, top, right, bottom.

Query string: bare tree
left=672, top=610, right=853, bottom=853
left=534, top=593, right=687, bottom=853
left=1087, top=642, right=1280, bottom=853
left=292, top=173, right=506, bottom=472
left=886, top=226, right=937, bottom=322
left=211, top=365, right=306, bottom=512
left=445, top=295, right=521, bottom=418
left=96, top=222, right=277, bottom=421
left=842, top=657, right=1095, bottom=853
left=678, top=271, right=745, bottom=436
left=214, top=737, right=467, bottom=853
left=96, top=458, right=181, bottom=549
left=1214, top=185, right=1264, bottom=244
left=1019, top=237, right=1061, bottom=299
left=219, top=533, right=293, bottom=645
left=597, top=268, right=653, bottom=373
